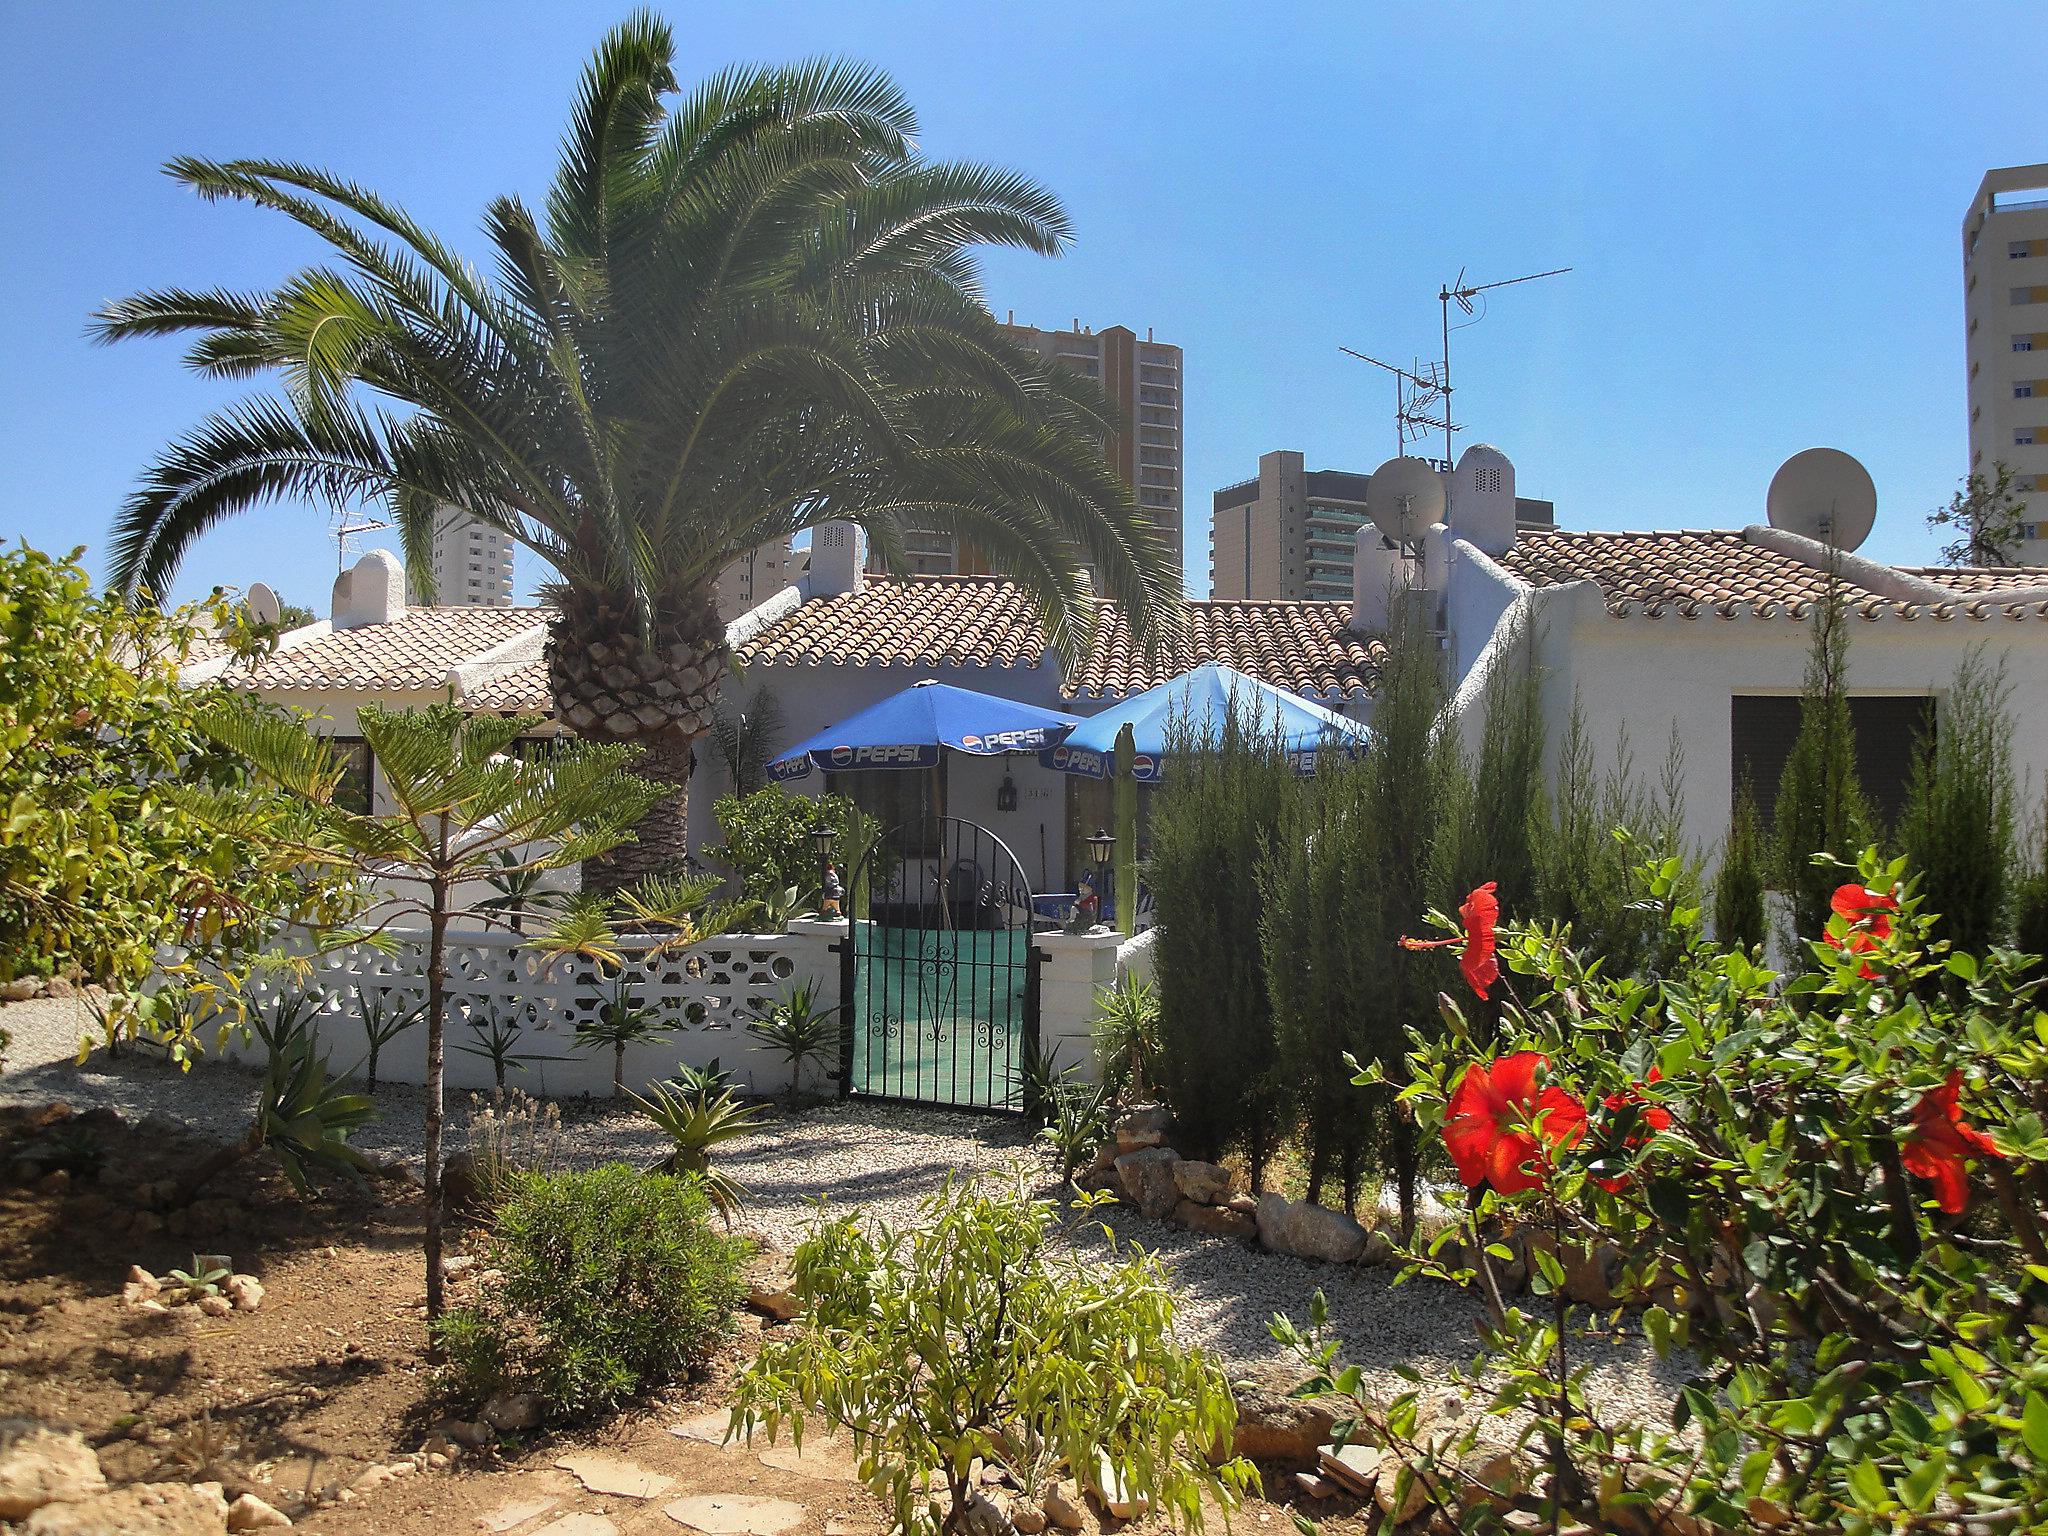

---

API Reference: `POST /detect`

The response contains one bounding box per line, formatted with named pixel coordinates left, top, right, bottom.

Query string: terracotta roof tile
left=1497, top=528, right=1866, bottom=614
left=1895, top=566, right=2048, bottom=594
left=229, top=607, right=547, bottom=694
left=738, top=576, right=1382, bottom=698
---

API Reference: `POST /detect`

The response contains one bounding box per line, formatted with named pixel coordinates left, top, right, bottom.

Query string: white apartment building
left=424, top=506, right=517, bottom=607
left=1963, top=163, right=2048, bottom=559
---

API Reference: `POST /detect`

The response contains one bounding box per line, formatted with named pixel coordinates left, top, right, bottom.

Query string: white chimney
left=1350, top=526, right=1408, bottom=633
left=1449, top=445, right=1517, bottom=555
left=331, top=548, right=408, bottom=630
left=806, top=521, right=864, bottom=598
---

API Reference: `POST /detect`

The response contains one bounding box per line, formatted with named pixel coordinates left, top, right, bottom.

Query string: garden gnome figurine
left=1070, top=868, right=1099, bottom=933
left=820, top=862, right=844, bottom=919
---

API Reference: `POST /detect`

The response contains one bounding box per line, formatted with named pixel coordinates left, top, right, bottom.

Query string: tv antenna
left=329, top=507, right=390, bottom=571
left=1338, top=348, right=1450, bottom=459
left=1437, top=265, right=1571, bottom=469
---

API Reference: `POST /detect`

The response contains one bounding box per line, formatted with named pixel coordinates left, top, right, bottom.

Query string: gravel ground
left=0, top=995, right=1692, bottom=1421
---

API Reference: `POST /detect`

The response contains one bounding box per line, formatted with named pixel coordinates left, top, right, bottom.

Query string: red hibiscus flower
left=1825, top=883, right=1898, bottom=978
left=1443, top=1051, right=1587, bottom=1196
left=1901, top=1070, right=2002, bottom=1215
left=1594, top=1067, right=1673, bottom=1193
left=1401, top=882, right=1501, bottom=1000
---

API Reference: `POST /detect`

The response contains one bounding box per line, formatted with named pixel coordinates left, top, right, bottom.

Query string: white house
left=194, top=447, right=2048, bottom=884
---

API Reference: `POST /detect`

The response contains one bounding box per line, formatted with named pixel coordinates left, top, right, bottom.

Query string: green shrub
left=733, top=1178, right=1253, bottom=1536
left=1148, top=706, right=1300, bottom=1177
left=1773, top=564, right=1872, bottom=937
left=1710, top=779, right=1768, bottom=949
left=1900, top=646, right=2014, bottom=958
left=434, top=1164, right=746, bottom=1420
left=708, top=787, right=878, bottom=911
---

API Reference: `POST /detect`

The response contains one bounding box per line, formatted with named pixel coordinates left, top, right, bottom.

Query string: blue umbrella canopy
left=769, top=681, right=1080, bottom=782
left=1040, top=662, right=1370, bottom=782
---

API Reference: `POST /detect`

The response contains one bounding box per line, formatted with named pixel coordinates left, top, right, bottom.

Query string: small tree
left=180, top=700, right=660, bottom=1318
left=1900, top=647, right=2015, bottom=958
left=734, top=1179, right=1254, bottom=1536
left=1712, top=781, right=1768, bottom=950
left=1926, top=461, right=2031, bottom=566
left=1451, top=612, right=1547, bottom=915
left=1774, top=561, right=1871, bottom=939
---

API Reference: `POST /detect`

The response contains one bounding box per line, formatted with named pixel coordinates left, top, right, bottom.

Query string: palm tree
left=93, top=13, right=1181, bottom=887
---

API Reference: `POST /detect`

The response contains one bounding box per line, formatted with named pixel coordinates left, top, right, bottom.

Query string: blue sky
left=3, top=2, right=2043, bottom=605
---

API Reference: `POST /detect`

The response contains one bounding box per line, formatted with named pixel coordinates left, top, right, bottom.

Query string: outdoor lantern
left=1087, top=829, right=1115, bottom=872
left=811, top=824, right=837, bottom=864
left=996, top=772, right=1018, bottom=812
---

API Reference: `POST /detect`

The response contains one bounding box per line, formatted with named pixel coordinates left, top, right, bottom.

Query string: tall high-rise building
left=1209, top=449, right=1554, bottom=601
left=880, top=317, right=1184, bottom=583
left=1963, top=163, right=2048, bottom=560
left=716, top=537, right=794, bottom=619
left=424, top=507, right=516, bottom=607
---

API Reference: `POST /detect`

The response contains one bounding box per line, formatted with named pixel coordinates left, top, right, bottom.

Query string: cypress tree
left=1774, top=561, right=1871, bottom=940
left=1713, top=781, right=1768, bottom=951
left=1452, top=613, right=1547, bottom=916
left=1900, top=647, right=2014, bottom=958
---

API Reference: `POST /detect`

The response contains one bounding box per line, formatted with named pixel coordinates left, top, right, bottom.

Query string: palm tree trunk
left=545, top=592, right=727, bottom=896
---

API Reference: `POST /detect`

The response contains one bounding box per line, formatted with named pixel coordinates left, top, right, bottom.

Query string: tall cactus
left=1114, top=723, right=1139, bottom=936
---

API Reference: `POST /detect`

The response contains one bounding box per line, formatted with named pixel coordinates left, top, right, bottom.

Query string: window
left=2017, top=383, right=2036, bottom=398
left=2019, top=429, right=2038, bottom=446
left=2018, top=335, right=2037, bottom=352
left=824, top=765, right=945, bottom=858
left=2023, top=523, right=2041, bottom=541
left=2015, top=287, right=2046, bottom=304
left=2013, top=241, right=2034, bottom=259
left=329, top=736, right=373, bottom=815
left=1730, top=695, right=1932, bottom=829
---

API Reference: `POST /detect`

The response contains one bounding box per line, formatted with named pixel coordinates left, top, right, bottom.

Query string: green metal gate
left=839, top=817, right=1041, bottom=1112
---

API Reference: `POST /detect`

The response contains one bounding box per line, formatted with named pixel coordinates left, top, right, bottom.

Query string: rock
left=531, top=1517, right=618, bottom=1536
left=1093, top=1453, right=1148, bottom=1519
left=480, top=1392, right=544, bottom=1432
left=441, top=1255, right=476, bottom=1278
left=1292, top=1472, right=1337, bottom=1500
left=446, top=1419, right=492, bottom=1450
left=1255, top=1193, right=1366, bottom=1264
left=658, top=1493, right=805, bottom=1534
left=1227, top=1388, right=1335, bottom=1467
left=1, top=978, right=40, bottom=1002
left=43, top=977, right=74, bottom=999
left=122, top=1282, right=157, bottom=1306
left=223, top=1277, right=263, bottom=1313
left=134, top=1299, right=170, bottom=1318
left=1010, top=1500, right=1047, bottom=1533
left=477, top=1498, right=557, bottom=1533
left=745, top=1283, right=800, bottom=1322
left=954, top=1490, right=1016, bottom=1536
left=127, top=1266, right=161, bottom=1297
left=1113, top=1146, right=1182, bottom=1219
left=21, top=1482, right=227, bottom=1535
left=1317, top=1442, right=1382, bottom=1496
left=440, top=1151, right=485, bottom=1216
left=1358, top=1228, right=1397, bottom=1267
left=1172, top=1199, right=1258, bottom=1241
left=1369, top=1450, right=1435, bottom=1526
left=196, top=1295, right=232, bottom=1318
left=1224, top=1192, right=1258, bottom=1215
left=553, top=1453, right=673, bottom=1499
left=190, top=1483, right=228, bottom=1517
left=1522, top=1232, right=1621, bottom=1308
left=1112, top=1105, right=1170, bottom=1154
left=0, top=1421, right=108, bottom=1518
left=1041, top=1479, right=1085, bottom=1531
left=1171, top=1159, right=1232, bottom=1205
left=225, top=1492, right=292, bottom=1529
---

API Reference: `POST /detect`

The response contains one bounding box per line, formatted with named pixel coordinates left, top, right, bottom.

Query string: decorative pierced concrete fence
left=221, top=920, right=842, bottom=1100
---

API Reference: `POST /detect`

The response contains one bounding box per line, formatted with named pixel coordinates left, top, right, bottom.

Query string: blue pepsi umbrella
left=769, top=681, right=1080, bottom=782
left=1039, top=662, right=1370, bottom=782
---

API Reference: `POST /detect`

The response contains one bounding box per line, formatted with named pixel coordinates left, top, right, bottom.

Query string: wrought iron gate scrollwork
left=838, top=816, right=1042, bottom=1112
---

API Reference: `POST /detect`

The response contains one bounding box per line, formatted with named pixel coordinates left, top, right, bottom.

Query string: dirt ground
left=0, top=1100, right=1368, bottom=1536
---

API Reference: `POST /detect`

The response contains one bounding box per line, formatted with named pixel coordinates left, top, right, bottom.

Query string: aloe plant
left=628, top=1078, right=766, bottom=1221
left=745, top=981, right=842, bottom=1107
left=358, top=988, right=424, bottom=1092
left=576, top=979, right=671, bottom=1096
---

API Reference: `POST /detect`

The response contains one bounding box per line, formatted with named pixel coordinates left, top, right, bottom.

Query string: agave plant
left=176, top=1029, right=378, bottom=1202
left=358, top=987, right=424, bottom=1092
left=1036, top=1075, right=1114, bottom=1187
left=95, top=15, right=1181, bottom=890
left=745, top=981, right=843, bottom=1108
left=628, top=1077, right=764, bottom=1222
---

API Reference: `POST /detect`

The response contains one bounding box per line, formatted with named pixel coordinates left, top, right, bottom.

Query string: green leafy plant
left=575, top=979, right=670, bottom=1096
left=1036, top=1076, right=1112, bottom=1186
left=1308, top=850, right=2048, bottom=1533
left=1900, top=646, right=2015, bottom=958
left=1773, top=559, right=1873, bottom=938
left=1090, top=973, right=1161, bottom=1101
left=627, top=1077, right=765, bottom=1221
left=458, top=1003, right=570, bottom=1092
left=175, top=1027, right=377, bottom=1201
left=669, top=1058, right=734, bottom=1100
left=708, top=788, right=880, bottom=914
left=476, top=850, right=565, bottom=934
left=733, top=1177, right=1255, bottom=1536
left=357, top=987, right=423, bottom=1092
left=744, top=981, right=842, bottom=1107
left=433, top=1164, right=746, bottom=1422
left=1013, top=1033, right=1069, bottom=1127
left=1711, top=778, right=1768, bottom=949
left=165, top=1255, right=231, bottom=1302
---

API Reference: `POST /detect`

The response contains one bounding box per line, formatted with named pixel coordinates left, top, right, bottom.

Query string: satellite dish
left=245, top=581, right=283, bottom=627
left=1367, top=456, right=1446, bottom=547
left=1767, top=448, right=1876, bottom=552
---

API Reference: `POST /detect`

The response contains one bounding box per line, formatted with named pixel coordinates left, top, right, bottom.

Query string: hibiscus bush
left=1286, top=851, right=2048, bottom=1534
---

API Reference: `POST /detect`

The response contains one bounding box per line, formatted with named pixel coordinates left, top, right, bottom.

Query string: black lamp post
left=812, top=824, right=837, bottom=915
left=1087, top=828, right=1116, bottom=875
